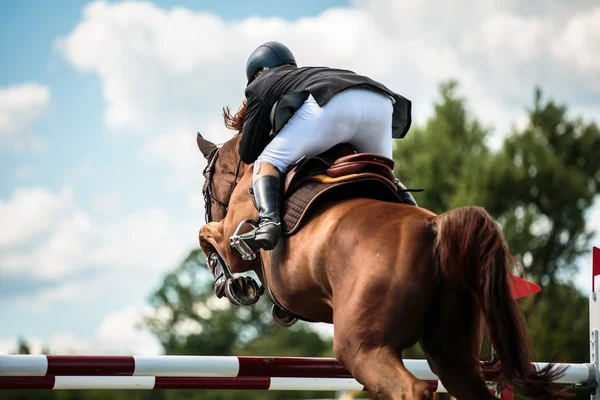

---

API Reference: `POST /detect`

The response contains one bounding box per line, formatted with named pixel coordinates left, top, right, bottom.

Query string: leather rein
left=202, top=147, right=243, bottom=223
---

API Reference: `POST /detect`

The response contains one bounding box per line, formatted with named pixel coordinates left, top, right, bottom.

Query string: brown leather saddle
left=280, top=144, right=408, bottom=236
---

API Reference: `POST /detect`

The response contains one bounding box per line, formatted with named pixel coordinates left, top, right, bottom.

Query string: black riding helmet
left=245, top=41, right=297, bottom=85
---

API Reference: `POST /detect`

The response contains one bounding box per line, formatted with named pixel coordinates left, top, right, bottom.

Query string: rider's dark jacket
left=238, top=65, right=412, bottom=164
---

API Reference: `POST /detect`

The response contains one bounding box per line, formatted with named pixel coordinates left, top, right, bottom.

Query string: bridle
left=202, top=146, right=243, bottom=223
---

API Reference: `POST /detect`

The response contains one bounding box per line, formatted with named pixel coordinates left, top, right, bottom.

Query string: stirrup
left=271, top=304, right=298, bottom=328
left=229, top=219, right=259, bottom=260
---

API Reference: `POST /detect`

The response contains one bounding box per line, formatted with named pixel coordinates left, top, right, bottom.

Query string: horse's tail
left=433, top=206, right=566, bottom=398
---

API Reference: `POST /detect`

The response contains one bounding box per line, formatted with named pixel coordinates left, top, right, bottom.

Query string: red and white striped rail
left=0, top=355, right=450, bottom=391
left=0, top=355, right=593, bottom=392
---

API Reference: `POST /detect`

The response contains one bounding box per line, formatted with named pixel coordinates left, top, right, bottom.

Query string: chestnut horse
left=197, top=132, right=565, bottom=400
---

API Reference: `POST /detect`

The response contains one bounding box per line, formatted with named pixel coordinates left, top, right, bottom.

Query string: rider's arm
left=238, top=88, right=272, bottom=164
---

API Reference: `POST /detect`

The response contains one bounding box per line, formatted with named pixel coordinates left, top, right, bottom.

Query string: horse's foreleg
left=199, top=222, right=264, bottom=306
left=199, top=222, right=231, bottom=297
left=199, top=222, right=245, bottom=271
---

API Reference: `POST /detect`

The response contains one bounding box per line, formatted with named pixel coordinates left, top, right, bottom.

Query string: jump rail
left=1, top=247, right=598, bottom=398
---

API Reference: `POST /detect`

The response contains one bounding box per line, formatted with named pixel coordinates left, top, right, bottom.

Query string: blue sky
left=0, top=0, right=598, bottom=354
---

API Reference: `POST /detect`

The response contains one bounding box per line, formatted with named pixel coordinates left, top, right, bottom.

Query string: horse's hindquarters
left=268, top=198, right=439, bottom=329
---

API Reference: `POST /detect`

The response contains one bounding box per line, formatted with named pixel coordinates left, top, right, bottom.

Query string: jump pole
left=0, top=355, right=593, bottom=393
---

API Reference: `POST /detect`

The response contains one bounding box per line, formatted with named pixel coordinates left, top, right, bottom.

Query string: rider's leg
left=237, top=161, right=282, bottom=251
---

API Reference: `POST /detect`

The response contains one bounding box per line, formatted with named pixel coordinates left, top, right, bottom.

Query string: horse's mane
left=223, top=101, right=247, bottom=133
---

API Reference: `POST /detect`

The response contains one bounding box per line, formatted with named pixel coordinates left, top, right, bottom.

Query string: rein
left=203, top=147, right=243, bottom=223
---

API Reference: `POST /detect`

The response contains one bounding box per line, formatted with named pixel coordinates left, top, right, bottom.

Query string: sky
left=0, top=0, right=599, bottom=356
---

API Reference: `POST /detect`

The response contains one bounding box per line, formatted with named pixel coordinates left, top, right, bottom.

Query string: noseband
left=202, top=147, right=243, bottom=223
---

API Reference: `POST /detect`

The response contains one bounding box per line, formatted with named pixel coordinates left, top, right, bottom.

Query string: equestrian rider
left=236, top=41, right=416, bottom=252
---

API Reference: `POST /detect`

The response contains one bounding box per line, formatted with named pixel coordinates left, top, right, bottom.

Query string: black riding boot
left=239, top=175, right=282, bottom=251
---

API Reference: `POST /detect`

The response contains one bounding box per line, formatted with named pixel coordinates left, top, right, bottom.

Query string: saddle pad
left=281, top=175, right=401, bottom=236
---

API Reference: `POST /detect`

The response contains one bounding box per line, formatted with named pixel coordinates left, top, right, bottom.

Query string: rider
left=234, top=41, right=416, bottom=252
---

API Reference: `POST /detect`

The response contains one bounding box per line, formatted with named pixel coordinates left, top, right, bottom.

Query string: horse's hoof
left=272, top=304, right=297, bottom=328
left=224, top=276, right=263, bottom=306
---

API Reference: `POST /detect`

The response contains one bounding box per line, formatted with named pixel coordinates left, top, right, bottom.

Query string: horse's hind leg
left=335, top=341, right=432, bottom=400
left=332, top=284, right=435, bottom=399
left=420, top=287, right=496, bottom=400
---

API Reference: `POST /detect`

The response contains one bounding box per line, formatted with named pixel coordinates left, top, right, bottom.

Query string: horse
left=196, top=131, right=566, bottom=400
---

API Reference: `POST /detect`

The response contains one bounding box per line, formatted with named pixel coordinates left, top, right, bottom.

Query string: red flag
left=510, top=275, right=541, bottom=299
left=593, top=246, right=600, bottom=292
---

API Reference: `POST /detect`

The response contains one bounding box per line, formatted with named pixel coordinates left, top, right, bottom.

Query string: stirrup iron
left=229, top=219, right=259, bottom=260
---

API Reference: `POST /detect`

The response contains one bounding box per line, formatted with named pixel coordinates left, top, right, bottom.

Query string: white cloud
left=95, top=306, right=163, bottom=355
left=0, top=338, right=16, bottom=355
left=89, top=207, right=196, bottom=272
left=0, top=187, right=87, bottom=248
left=56, top=0, right=599, bottom=156
left=0, top=83, right=50, bottom=151
left=12, top=283, right=87, bottom=312
left=551, top=8, right=600, bottom=81
left=0, top=186, right=196, bottom=282
left=141, top=126, right=223, bottom=210
left=142, top=130, right=207, bottom=187
left=91, top=191, right=121, bottom=215
left=48, top=332, right=94, bottom=354
left=0, top=187, right=93, bottom=279
left=0, top=306, right=162, bottom=355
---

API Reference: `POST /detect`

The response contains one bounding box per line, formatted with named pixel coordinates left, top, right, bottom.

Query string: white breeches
left=256, top=88, right=394, bottom=173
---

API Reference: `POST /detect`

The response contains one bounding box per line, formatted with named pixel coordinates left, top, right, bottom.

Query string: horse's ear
left=196, top=132, right=218, bottom=160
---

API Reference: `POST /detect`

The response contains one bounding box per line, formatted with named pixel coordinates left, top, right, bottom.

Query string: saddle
left=280, top=144, right=409, bottom=236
